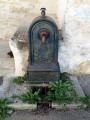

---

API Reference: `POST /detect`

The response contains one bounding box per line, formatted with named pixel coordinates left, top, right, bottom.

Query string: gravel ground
left=6, top=108, right=90, bottom=120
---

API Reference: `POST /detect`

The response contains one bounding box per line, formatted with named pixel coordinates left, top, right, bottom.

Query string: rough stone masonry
left=59, top=0, right=90, bottom=75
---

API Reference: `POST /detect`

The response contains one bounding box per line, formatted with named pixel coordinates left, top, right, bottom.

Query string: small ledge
left=52, top=102, right=86, bottom=109
left=7, top=103, right=37, bottom=110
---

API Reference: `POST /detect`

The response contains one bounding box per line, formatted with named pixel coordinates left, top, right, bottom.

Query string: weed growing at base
left=13, top=76, right=24, bottom=85
left=46, top=79, right=76, bottom=105
left=0, top=98, right=13, bottom=120
left=12, top=73, right=90, bottom=108
left=46, top=73, right=90, bottom=108
left=17, top=89, right=41, bottom=104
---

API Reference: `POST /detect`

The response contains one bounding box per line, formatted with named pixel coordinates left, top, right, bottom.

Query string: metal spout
left=42, top=35, right=46, bottom=43
left=40, top=8, right=46, bottom=17
left=38, top=28, right=49, bottom=43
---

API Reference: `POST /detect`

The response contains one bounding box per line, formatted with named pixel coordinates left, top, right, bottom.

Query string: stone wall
left=57, top=0, right=67, bottom=29
left=59, top=0, right=90, bottom=75
left=0, top=0, right=57, bottom=41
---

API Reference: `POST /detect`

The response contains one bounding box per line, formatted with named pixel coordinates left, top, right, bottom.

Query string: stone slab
left=0, top=75, right=30, bottom=99
left=7, top=103, right=37, bottom=110
left=70, top=76, right=85, bottom=97
left=77, top=75, right=90, bottom=96
left=52, top=102, right=86, bottom=109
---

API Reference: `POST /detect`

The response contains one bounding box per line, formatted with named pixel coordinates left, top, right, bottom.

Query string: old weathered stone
left=9, top=23, right=29, bottom=76
left=59, top=0, right=90, bottom=75
left=77, top=75, right=90, bottom=96
left=7, top=103, right=37, bottom=110
left=0, top=77, right=3, bottom=85
left=0, top=75, right=30, bottom=99
left=0, top=40, right=14, bottom=76
left=0, top=0, right=57, bottom=41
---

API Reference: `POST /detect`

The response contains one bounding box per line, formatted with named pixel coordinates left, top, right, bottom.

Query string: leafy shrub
left=0, top=98, right=13, bottom=120
left=18, top=89, right=41, bottom=104
left=13, top=77, right=24, bottom=85
left=46, top=80, right=77, bottom=105
left=46, top=73, right=90, bottom=108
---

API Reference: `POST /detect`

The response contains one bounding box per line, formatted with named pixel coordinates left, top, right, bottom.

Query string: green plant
left=46, top=73, right=90, bottom=108
left=46, top=80, right=76, bottom=105
left=0, top=98, right=13, bottom=120
left=18, top=89, right=41, bottom=104
left=11, top=95, right=19, bottom=99
left=63, top=105, right=67, bottom=111
left=13, top=76, right=24, bottom=85
left=77, top=96, right=90, bottom=108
